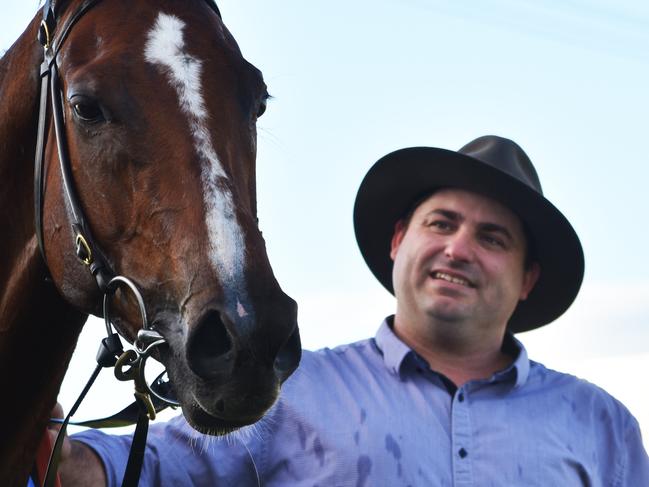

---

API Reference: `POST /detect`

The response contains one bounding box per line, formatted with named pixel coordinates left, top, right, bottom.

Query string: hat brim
left=353, top=147, right=584, bottom=333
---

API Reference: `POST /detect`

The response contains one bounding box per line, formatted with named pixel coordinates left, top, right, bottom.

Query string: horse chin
left=171, top=368, right=281, bottom=436
left=182, top=391, right=277, bottom=436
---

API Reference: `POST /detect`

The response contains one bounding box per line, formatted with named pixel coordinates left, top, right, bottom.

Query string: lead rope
left=43, top=277, right=179, bottom=487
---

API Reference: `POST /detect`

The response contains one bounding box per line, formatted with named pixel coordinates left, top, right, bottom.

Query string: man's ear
left=390, top=220, right=407, bottom=261
left=520, top=262, right=541, bottom=300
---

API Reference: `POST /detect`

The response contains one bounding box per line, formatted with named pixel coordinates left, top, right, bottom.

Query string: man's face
left=390, top=188, right=539, bottom=332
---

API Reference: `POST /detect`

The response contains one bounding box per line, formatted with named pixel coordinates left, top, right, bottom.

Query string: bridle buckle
left=75, top=233, right=93, bottom=265
left=38, top=20, right=52, bottom=50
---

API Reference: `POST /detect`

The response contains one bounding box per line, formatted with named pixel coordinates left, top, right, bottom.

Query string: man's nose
left=444, top=229, right=474, bottom=263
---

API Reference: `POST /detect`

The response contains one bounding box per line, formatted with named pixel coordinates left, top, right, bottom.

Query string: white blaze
left=144, top=13, right=245, bottom=290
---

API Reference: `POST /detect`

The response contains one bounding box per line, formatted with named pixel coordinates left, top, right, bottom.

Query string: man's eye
left=482, top=235, right=505, bottom=248
left=429, top=220, right=453, bottom=231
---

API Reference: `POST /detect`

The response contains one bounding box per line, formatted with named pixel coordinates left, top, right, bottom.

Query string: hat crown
left=459, top=135, right=543, bottom=194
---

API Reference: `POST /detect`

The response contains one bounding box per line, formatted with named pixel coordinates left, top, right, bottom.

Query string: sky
left=2, top=1, right=648, bottom=446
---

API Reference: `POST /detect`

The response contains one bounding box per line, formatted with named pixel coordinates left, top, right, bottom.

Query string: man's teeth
left=432, top=272, right=471, bottom=287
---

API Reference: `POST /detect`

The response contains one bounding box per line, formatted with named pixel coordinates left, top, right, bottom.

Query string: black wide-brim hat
left=353, top=135, right=584, bottom=333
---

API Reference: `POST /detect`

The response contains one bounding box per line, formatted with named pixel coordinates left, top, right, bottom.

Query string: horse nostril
left=187, top=310, right=234, bottom=379
left=274, top=325, right=301, bottom=383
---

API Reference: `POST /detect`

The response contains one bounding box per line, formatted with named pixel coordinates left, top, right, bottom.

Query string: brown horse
left=0, top=1, right=301, bottom=485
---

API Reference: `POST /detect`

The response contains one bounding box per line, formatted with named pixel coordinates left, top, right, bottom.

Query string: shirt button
left=458, top=392, right=465, bottom=402
left=458, top=448, right=468, bottom=458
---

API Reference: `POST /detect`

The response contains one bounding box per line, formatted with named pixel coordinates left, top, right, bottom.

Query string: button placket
left=451, top=388, right=473, bottom=486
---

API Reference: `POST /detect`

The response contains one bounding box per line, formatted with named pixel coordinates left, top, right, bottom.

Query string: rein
left=31, top=0, right=222, bottom=485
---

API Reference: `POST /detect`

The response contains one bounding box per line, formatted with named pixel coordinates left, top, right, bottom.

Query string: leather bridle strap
left=50, top=62, right=114, bottom=289
left=43, top=332, right=170, bottom=487
left=34, top=0, right=113, bottom=291
left=33, top=0, right=56, bottom=263
left=34, top=54, right=50, bottom=263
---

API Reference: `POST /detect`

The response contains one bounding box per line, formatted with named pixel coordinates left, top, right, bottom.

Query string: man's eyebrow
left=427, top=209, right=462, bottom=221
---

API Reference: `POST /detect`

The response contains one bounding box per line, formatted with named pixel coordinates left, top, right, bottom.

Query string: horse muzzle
left=160, top=291, right=301, bottom=432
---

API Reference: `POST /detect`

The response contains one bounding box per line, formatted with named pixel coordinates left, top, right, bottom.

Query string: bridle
left=33, top=0, right=222, bottom=485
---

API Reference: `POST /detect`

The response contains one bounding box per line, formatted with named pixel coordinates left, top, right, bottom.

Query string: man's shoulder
left=298, top=336, right=381, bottom=372
left=311, top=336, right=378, bottom=356
left=528, top=360, right=606, bottom=394
left=279, top=336, right=386, bottom=397
left=526, top=360, right=636, bottom=420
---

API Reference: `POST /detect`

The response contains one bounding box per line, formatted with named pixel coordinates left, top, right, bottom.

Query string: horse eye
left=70, top=97, right=104, bottom=122
left=257, top=98, right=267, bottom=118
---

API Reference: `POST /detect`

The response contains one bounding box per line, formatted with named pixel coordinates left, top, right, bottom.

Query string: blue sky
left=2, top=1, right=647, bottom=442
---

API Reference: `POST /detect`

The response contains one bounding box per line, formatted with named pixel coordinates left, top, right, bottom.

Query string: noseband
left=33, top=1, right=222, bottom=486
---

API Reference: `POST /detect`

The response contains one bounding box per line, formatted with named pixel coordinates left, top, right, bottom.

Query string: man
left=60, top=135, right=649, bottom=485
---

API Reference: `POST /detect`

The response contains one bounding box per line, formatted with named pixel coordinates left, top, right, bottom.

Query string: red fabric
left=33, top=431, right=61, bottom=487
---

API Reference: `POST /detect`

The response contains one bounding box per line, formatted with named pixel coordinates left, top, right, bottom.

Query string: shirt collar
left=373, top=316, right=531, bottom=388
left=500, top=332, right=530, bottom=388
left=374, top=316, right=412, bottom=378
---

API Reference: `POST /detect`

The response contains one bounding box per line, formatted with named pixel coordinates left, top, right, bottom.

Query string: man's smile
left=429, top=270, right=476, bottom=288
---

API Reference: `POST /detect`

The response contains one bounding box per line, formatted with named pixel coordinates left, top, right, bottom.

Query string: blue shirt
left=76, top=318, right=649, bottom=486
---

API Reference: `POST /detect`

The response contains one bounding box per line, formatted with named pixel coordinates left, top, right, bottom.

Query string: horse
left=0, top=1, right=301, bottom=485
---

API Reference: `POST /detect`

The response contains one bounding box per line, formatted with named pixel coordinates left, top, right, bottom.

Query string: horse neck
left=0, top=16, right=42, bottom=275
left=0, top=17, right=88, bottom=487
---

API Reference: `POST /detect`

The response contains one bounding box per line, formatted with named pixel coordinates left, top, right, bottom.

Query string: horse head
left=39, top=0, right=300, bottom=434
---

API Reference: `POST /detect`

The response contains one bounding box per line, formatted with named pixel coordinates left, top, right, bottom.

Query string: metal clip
left=102, top=276, right=148, bottom=336
left=134, top=391, right=157, bottom=421
left=39, top=20, right=52, bottom=49
left=75, top=233, right=93, bottom=265
left=102, top=275, right=180, bottom=411
left=115, top=350, right=157, bottom=420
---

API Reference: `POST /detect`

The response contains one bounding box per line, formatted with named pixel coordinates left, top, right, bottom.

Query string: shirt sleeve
left=72, top=414, right=264, bottom=487
left=618, top=415, right=649, bottom=486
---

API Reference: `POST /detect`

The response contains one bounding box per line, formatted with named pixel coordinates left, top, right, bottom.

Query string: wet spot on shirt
left=297, top=423, right=306, bottom=450
left=561, top=394, right=577, bottom=413
left=518, top=465, right=523, bottom=477
left=576, top=464, right=589, bottom=484
left=385, top=434, right=402, bottom=460
left=354, top=431, right=360, bottom=445
left=356, top=455, right=372, bottom=487
left=314, top=436, right=325, bottom=466
left=267, top=458, right=290, bottom=479
left=360, top=408, right=367, bottom=424
left=385, top=434, right=404, bottom=477
left=599, top=409, right=611, bottom=424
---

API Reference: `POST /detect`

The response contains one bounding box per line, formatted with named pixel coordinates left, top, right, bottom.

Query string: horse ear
left=208, top=0, right=222, bottom=19
left=50, top=0, right=73, bottom=18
